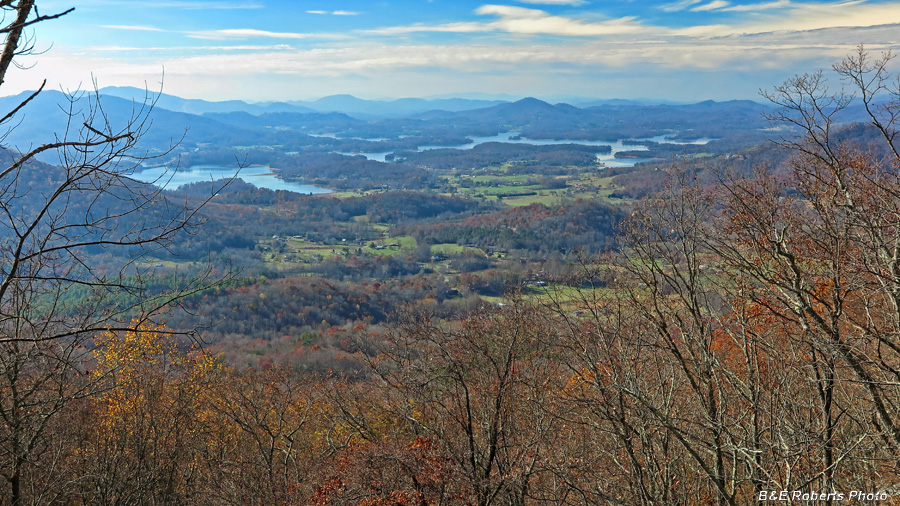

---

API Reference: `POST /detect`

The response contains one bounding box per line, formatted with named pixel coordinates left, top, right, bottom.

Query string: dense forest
left=3, top=3, right=900, bottom=504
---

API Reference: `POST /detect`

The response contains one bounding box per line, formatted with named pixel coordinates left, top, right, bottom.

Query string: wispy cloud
left=187, top=28, right=339, bottom=40
left=368, top=5, right=648, bottom=37
left=21, top=18, right=899, bottom=102
left=193, top=1, right=900, bottom=44
left=307, top=10, right=359, bottom=15
left=27, top=0, right=900, bottom=102
left=659, top=0, right=703, bottom=12
left=87, top=46, right=152, bottom=52
left=202, top=44, right=294, bottom=51
left=692, top=1, right=730, bottom=11
left=367, top=21, right=487, bottom=34
left=678, top=0, right=900, bottom=36
left=78, top=38, right=850, bottom=79
left=481, top=5, right=646, bottom=35
left=721, top=0, right=790, bottom=11
left=87, top=44, right=294, bottom=52
left=101, top=25, right=164, bottom=31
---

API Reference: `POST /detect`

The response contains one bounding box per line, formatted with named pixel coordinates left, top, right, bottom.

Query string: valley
left=33, top=90, right=776, bottom=362
left=4, top=3, right=900, bottom=504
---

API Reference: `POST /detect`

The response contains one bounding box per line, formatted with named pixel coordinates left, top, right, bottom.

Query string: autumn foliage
left=8, top=49, right=900, bottom=506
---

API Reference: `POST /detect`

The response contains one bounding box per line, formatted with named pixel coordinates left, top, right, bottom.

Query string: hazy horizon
left=0, top=85, right=765, bottom=106
left=11, top=1, right=900, bottom=103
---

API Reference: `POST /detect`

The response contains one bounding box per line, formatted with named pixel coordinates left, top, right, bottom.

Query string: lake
left=131, top=165, right=333, bottom=194
left=340, top=132, right=712, bottom=167
left=132, top=133, right=714, bottom=193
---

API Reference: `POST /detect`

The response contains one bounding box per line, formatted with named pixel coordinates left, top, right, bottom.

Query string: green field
left=430, top=243, right=482, bottom=255
left=441, top=170, right=626, bottom=206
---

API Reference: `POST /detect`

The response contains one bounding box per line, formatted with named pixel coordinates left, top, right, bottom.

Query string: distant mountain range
left=0, top=88, right=789, bottom=164
left=0, top=89, right=272, bottom=154
left=99, top=87, right=508, bottom=119
left=96, top=88, right=672, bottom=119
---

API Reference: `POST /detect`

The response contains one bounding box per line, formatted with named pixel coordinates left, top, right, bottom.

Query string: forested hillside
left=2, top=2, right=900, bottom=503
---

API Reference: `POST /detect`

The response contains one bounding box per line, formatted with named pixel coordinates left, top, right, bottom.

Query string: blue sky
left=8, top=0, right=900, bottom=102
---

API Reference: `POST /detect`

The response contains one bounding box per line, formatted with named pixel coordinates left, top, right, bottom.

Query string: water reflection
left=340, top=132, right=712, bottom=167
left=132, top=165, right=332, bottom=194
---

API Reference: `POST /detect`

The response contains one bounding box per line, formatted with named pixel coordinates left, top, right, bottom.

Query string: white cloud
left=166, top=2, right=900, bottom=50
left=659, top=0, right=703, bottom=12
left=61, top=36, right=862, bottom=79
left=366, top=22, right=492, bottom=35
left=307, top=10, right=359, bottom=15
left=187, top=28, right=337, bottom=40
left=202, top=44, right=295, bottom=51
left=692, top=1, right=730, bottom=11
left=101, top=25, right=164, bottom=31
left=678, top=0, right=900, bottom=36
left=88, top=44, right=294, bottom=52
left=365, top=1, right=900, bottom=40
left=369, top=4, right=649, bottom=37
left=721, top=0, right=790, bottom=11
left=87, top=46, right=150, bottom=52
left=10, top=22, right=898, bottom=101
left=20, top=0, right=900, bottom=102
left=482, top=5, right=647, bottom=35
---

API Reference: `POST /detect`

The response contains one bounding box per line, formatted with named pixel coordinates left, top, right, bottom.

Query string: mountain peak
left=513, top=97, right=552, bottom=107
left=315, top=94, right=364, bottom=103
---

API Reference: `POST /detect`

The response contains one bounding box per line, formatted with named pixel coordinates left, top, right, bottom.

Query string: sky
left=5, top=0, right=900, bottom=102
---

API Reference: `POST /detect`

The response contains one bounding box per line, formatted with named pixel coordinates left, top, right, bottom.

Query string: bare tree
left=542, top=47, right=900, bottom=505
left=735, top=45, right=900, bottom=489
left=327, top=303, right=564, bottom=506
left=0, top=3, right=223, bottom=503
